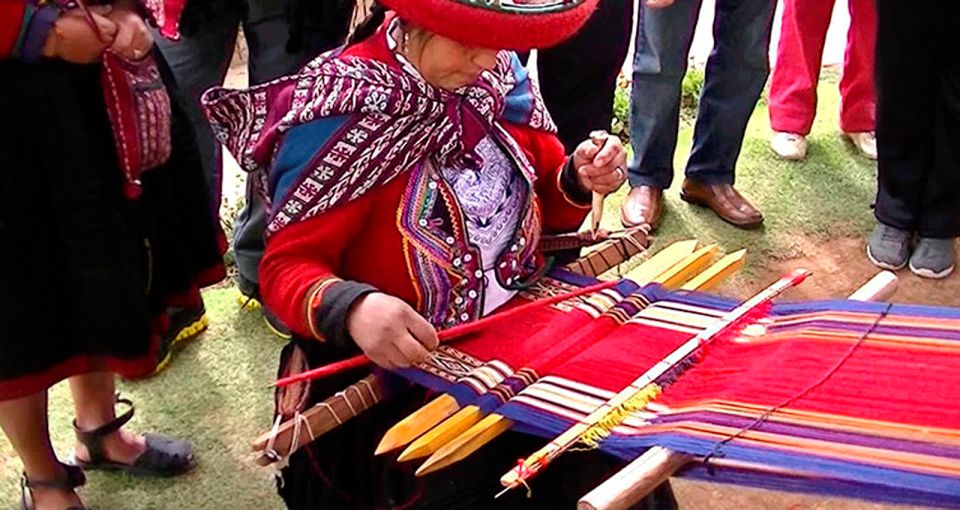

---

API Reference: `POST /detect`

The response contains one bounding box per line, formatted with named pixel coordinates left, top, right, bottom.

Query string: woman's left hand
left=104, top=1, right=153, bottom=60
left=572, top=133, right=628, bottom=196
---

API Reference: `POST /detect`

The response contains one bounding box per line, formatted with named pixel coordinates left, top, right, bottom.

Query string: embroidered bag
left=76, top=0, right=172, bottom=199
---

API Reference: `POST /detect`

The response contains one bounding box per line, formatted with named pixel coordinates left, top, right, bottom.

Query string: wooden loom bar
left=252, top=373, right=388, bottom=465
left=563, top=228, right=651, bottom=278
left=576, top=270, right=900, bottom=510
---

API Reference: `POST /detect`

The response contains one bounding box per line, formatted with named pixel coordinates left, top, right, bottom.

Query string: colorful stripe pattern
left=473, top=286, right=960, bottom=507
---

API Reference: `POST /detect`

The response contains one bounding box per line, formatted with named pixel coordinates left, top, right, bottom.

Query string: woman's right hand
left=42, top=7, right=118, bottom=64
left=346, top=293, right=440, bottom=370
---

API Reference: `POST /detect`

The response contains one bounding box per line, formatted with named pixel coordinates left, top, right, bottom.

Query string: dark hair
left=348, top=3, right=388, bottom=46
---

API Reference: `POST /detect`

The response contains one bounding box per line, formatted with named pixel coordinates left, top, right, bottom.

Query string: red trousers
left=769, top=0, right=877, bottom=135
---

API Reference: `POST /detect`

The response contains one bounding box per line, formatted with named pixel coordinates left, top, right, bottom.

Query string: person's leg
left=838, top=0, right=877, bottom=134
left=685, top=0, right=776, bottom=185
left=151, top=9, right=241, bottom=206
left=537, top=0, right=633, bottom=152
left=233, top=6, right=304, bottom=295
left=70, top=373, right=146, bottom=465
left=907, top=1, right=960, bottom=278
left=768, top=0, right=833, bottom=136
left=628, top=0, right=704, bottom=191
left=873, top=0, right=936, bottom=235
left=0, top=393, right=83, bottom=510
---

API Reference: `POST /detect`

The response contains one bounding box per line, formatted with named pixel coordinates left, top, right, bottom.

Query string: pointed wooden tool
left=626, top=240, right=699, bottom=285
left=376, top=240, right=700, bottom=456
left=397, top=405, right=485, bottom=461
left=652, top=244, right=718, bottom=289
left=679, top=249, right=747, bottom=292
left=576, top=271, right=899, bottom=510
left=416, top=413, right=514, bottom=476
left=376, top=394, right=461, bottom=455
left=412, top=252, right=746, bottom=476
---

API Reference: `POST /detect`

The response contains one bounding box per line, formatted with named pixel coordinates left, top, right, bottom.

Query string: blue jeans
left=628, top=0, right=775, bottom=189
left=154, top=1, right=303, bottom=287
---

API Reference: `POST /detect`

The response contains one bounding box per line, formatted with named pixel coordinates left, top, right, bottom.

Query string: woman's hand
left=104, top=2, right=154, bottom=60
left=572, top=133, right=628, bottom=196
left=346, top=293, right=440, bottom=370
left=42, top=6, right=117, bottom=64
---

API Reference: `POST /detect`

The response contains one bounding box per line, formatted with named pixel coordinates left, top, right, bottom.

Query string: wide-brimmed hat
left=379, top=0, right=599, bottom=51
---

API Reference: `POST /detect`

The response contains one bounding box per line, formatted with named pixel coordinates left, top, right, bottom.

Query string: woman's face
left=406, top=29, right=499, bottom=91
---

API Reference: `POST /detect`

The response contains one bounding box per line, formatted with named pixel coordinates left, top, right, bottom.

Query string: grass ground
left=1, top=75, right=954, bottom=509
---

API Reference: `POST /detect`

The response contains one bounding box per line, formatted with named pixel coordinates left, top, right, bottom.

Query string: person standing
left=866, top=0, right=958, bottom=279
left=0, top=1, right=223, bottom=508
left=768, top=0, right=877, bottom=161
left=621, top=0, right=774, bottom=231
left=154, top=0, right=354, bottom=340
left=535, top=0, right=633, bottom=153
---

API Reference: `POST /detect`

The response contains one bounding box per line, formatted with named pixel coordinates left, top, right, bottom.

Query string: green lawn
left=0, top=77, right=879, bottom=509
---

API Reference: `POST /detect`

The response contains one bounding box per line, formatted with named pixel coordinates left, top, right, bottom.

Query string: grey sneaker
left=909, top=238, right=956, bottom=279
left=867, top=223, right=911, bottom=270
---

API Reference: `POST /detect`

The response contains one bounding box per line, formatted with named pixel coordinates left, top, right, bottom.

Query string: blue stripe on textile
left=269, top=115, right=351, bottom=204
left=647, top=285, right=960, bottom=321
left=498, top=401, right=960, bottom=507
left=396, top=367, right=457, bottom=398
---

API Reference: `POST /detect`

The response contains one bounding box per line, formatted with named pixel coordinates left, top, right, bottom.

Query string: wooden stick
left=564, top=228, right=651, bottom=278
left=576, top=271, right=899, bottom=510
left=653, top=244, right=718, bottom=289
left=273, top=280, right=618, bottom=388
left=252, top=373, right=388, bottom=464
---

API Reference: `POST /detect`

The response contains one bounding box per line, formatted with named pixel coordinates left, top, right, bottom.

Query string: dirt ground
left=669, top=235, right=957, bottom=510
left=733, top=236, right=959, bottom=307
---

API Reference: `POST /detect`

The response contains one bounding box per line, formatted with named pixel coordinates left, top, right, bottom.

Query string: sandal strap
left=73, top=394, right=135, bottom=463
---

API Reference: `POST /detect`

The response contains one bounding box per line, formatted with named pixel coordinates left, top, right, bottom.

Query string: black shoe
left=235, top=279, right=292, bottom=340
left=71, top=396, right=196, bottom=477
left=153, top=304, right=208, bottom=376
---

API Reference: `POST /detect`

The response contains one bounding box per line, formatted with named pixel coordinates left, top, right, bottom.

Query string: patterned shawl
left=202, top=19, right=555, bottom=236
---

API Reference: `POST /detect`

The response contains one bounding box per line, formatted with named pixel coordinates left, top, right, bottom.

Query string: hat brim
left=380, top=0, right=599, bottom=51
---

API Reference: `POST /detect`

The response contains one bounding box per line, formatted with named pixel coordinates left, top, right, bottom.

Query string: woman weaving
left=206, top=0, right=675, bottom=508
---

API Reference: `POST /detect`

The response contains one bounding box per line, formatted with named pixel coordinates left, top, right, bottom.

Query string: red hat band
left=379, top=0, right=600, bottom=51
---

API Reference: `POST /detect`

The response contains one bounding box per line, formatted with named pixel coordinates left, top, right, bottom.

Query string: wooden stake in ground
left=576, top=270, right=899, bottom=510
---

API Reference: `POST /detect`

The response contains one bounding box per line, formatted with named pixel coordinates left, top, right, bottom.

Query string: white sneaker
left=845, top=131, right=877, bottom=160
left=771, top=132, right=807, bottom=161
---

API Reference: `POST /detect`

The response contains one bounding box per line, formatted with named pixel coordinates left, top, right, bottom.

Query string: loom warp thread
left=701, top=303, right=895, bottom=470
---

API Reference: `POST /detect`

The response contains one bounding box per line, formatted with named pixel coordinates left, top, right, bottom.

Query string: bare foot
left=74, top=428, right=146, bottom=465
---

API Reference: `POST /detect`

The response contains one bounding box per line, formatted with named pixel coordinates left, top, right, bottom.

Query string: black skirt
left=0, top=55, right=224, bottom=399
left=277, top=339, right=678, bottom=510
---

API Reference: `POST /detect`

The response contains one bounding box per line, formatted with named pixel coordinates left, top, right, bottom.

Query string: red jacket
left=261, top=120, right=590, bottom=345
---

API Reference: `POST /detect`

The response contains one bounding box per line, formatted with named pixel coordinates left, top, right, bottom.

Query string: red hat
left=379, top=0, right=599, bottom=51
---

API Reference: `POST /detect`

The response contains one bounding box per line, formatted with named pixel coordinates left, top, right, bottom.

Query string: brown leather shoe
left=621, top=185, right=664, bottom=230
left=680, top=179, right=764, bottom=229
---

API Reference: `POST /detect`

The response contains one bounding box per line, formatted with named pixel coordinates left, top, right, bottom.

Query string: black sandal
left=21, top=463, right=88, bottom=510
left=72, top=395, right=196, bottom=477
